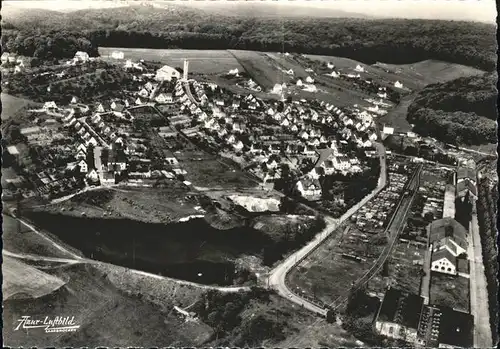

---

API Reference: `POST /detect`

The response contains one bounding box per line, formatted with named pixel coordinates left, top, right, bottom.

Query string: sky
left=2, top=0, right=498, bottom=23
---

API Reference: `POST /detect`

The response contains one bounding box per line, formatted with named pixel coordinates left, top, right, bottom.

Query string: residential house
left=86, top=169, right=99, bottom=183
left=394, top=81, right=404, bottom=89
left=428, top=218, right=468, bottom=275
left=295, top=177, right=322, bottom=201
left=156, top=93, right=174, bottom=104
left=135, top=97, right=143, bottom=105
left=75, top=148, right=86, bottom=160
left=111, top=51, right=124, bottom=59
left=374, top=288, right=424, bottom=343
left=250, top=144, right=263, bottom=154
left=233, top=140, right=244, bottom=152
left=78, top=159, right=88, bottom=173
left=74, top=51, right=90, bottom=62
left=43, top=101, right=58, bottom=111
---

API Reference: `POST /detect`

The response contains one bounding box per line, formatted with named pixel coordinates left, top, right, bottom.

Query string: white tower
left=183, top=60, right=189, bottom=81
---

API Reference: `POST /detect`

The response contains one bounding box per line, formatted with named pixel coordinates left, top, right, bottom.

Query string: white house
left=327, top=62, right=334, bottom=69
left=135, top=97, right=143, bottom=105
left=431, top=250, right=457, bottom=275
left=111, top=51, right=124, bottom=59
left=305, top=76, right=314, bottom=84
left=228, top=68, right=239, bottom=75
left=86, top=169, right=99, bottom=182
left=43, top=101, right=58, bottom=111
left=295, top=178, right=322, bottom=200
left=233, top=140, right=244, bottom=152
left=286, top=69, right=294, bottom=76
left=394, top=81, right=404, bottom=89
left=78, top=159, right=88, bottom=173
left=74, top=51, right=90, bottom=62
left=296, top=79, right=303, bottom=87
left=156, top=93, right=174, bottom=104
left=355, top=64, right=365, bottom=72
left=155, top=65, right=181, bottom=81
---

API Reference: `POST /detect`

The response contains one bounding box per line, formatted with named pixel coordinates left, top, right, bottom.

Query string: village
left=0, top=48, right=488, bottom=349
left=2, top=49, right=394, bottom=214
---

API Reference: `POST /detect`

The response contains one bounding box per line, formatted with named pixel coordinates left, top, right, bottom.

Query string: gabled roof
left=456, top=180, right=477, bottom=197
left=428, top=218, right=467, bottom=247
left=376, top=288, right=423, bottom=330
left=431, top=248, right=456, bottom=264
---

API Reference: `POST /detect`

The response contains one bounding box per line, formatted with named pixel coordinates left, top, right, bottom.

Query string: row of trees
left=1, top=29, right=99, bottom=60
left=476, top=179, right=499, bottom=344
left=2, top=8, right=496, bottom=71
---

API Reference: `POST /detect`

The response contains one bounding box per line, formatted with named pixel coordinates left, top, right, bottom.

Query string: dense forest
left=1, top=5, right=496, bottom=71
left=407, top=73, right=497, bottom=145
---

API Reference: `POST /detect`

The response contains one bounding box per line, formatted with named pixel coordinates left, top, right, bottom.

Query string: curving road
left=267, top=142, right=387, bottom=316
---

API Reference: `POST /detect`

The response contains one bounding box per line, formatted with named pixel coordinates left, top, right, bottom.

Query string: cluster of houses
left=1, top=52, right=26, bottom=73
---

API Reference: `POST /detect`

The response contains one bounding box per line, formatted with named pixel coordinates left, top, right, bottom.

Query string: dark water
left=24, top=212, right=272, bottom=286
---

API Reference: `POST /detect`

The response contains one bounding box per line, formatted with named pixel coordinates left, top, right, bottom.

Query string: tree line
left=1, top=7, right=496, bottom=71
left=407, top=73, right=497, bottom=146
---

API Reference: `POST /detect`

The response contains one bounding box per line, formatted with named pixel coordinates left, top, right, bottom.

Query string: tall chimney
left=183, top=60, right=189, bottom=81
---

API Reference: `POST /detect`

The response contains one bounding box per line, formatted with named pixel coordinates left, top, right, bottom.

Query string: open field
left=2, top=214, right=80, bottom=259
left=229, top=50, right=287, bottom=91
left=368, top=239, right=425, bottom=297
left=2, top=255, right=66, bottom=300
left=377, top=93, right=416, bottom=132
left=1, top=92, right=38, bottom=120
left=430, top=272, right=470, bottom=313
left=375, top=60, right=485, bottom=86
left=42, top=185, right=203, bottom=224
left=99, top=47, right=243, bottom=75
left=178, top=151, right=259, bottom=189
left=2, top=263, right=212, bottom=347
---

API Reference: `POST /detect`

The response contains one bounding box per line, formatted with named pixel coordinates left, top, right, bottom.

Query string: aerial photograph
left=1, top=0, right=498, bottom=347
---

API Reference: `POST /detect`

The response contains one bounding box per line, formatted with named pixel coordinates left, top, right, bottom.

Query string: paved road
left=267, top=142, right=387, bottom=316
left=183, top=81, right=200, bottom=106
left=468, top=200, right=493, bottom=348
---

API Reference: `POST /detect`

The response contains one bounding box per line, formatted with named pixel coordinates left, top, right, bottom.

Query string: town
left=1, top=21, right=496, bottom=348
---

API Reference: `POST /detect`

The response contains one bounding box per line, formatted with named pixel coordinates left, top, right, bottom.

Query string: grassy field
left=2, top=255, right=67, bottom=300
left=43, top=185, right=203, bottom=224
left=2, top=263, right=212, bottom=347
left=99, top=47, right=243, bottom=75
left=430, top=273, right=470, bottom=313
left=1, top=92, right=38, bottom=120
left=229, top=50, right=287, bottom=91
left=377, top=93, right=416, bottom=133
left=177, top=150, right=258, bottom=189
left=2, top=214, right=80, bottom=259
left=375, top=60, right=485, bottom=85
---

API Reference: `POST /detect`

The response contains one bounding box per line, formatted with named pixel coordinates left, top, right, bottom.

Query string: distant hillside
left=407, top=73, right=497, bottom=145
left=1, top=5, right=497, bottom=71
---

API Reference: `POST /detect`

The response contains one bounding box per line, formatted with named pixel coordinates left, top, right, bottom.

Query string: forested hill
left=407, top=73, right=498, bottom=145
left=1, top=5, right=497, bottom=71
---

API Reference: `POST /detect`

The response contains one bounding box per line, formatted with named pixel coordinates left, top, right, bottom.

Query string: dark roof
left=437, top=306, right=474, bottom=347
left=429, top=218, right=467, bottom=248
left=431, top=248, right=456, bottom=264
left=377, top=288, right=424, bottom=330
left=457, top=167, right=476, bottom=181
left=456, top=180, right=477, bottom=197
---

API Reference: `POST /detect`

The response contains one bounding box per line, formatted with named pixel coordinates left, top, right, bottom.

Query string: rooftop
left=377, top=288, right=424, bottom=330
